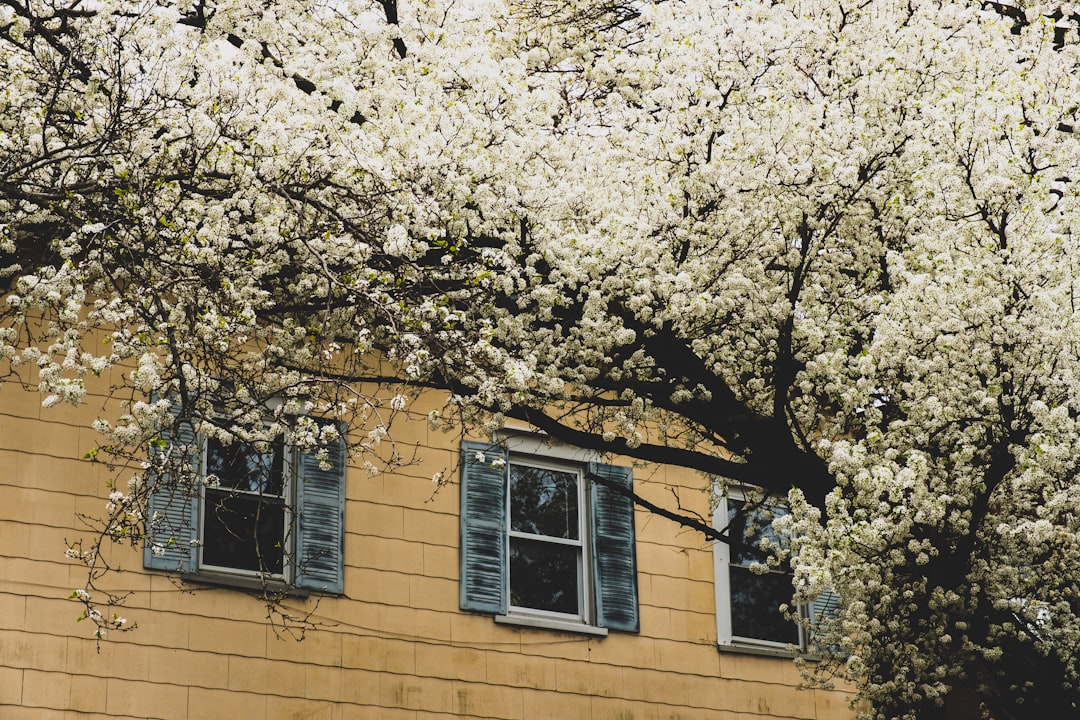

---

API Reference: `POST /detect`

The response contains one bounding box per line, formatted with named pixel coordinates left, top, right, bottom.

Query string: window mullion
left=507, top=530, right=582, bottom=547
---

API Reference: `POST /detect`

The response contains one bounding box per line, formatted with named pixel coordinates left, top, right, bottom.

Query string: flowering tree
left=4, top=0, right=1080, bottom=717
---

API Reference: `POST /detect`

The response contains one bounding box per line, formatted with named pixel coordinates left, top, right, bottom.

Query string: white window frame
left=504, top=456, right=593, bottom=625
left=491, top=430, right=608, bottom=635
left=713, top=486, right=806, bottom=655
left=196, top=432, right=296, bottom=585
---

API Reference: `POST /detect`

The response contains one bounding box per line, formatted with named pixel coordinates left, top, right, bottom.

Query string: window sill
left=717, top=641, right=800, bottom=659
left=180, top=570, right=309, bottom=597
left=495, top=614, right=609, bottom=636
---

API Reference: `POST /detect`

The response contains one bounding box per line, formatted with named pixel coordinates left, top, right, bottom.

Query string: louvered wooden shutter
left=143, top=398, right=200, bottom=574
left=295, top=427, right=347, bottom=594
left=459, top=441, right=507, bottom=614
left=808, top=589, right=842, bottom=629
left=807, top=589, right=843, bottom=655
left=807, top=587, right=838, bottom=656
left=588, top=461, right=639, bottom=633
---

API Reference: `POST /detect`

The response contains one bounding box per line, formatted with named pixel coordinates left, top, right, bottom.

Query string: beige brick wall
left=0, top=381, right=856, bottom=720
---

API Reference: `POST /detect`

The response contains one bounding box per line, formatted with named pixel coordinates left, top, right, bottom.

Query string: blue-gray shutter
left=294, top=427, right=347, bottom=594
left=143, top=399, right=200, bottom=574
left=588, top=461, right=639, bottom=632
left=459, top=440, right=508, bottom=614
left=807, top=589, right=842, bottom=655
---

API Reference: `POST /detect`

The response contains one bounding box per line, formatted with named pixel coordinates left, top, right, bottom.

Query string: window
left=459, top=439, right=639, bottom=634
left=142, top=409, right=346, bottom=594
left=713, top=488, right=840, bottom=654
left=714, top=491, right=801, bottom=651
left=508, top=459, right=586, bottom=617
left=202, top=435, right=288, bottom=575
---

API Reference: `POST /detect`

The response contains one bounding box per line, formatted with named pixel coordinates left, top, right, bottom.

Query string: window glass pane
left=730, top=565, right=800, bottom=644
left=509, top=536, right=580, bottom=615
left=206, top=437, right=285, bottom=496
left=202, top=490, right=285, bottom=574
left=727, top=498, right=788, bottom=566
left=509, top=464, right=579, bottom=540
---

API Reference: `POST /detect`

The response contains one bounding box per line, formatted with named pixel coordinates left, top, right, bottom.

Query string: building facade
left=0, top=375, right=855, bottom=719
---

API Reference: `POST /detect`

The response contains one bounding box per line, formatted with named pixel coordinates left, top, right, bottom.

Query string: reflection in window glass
left=510, top=465, right=579, bottom=539
left=509, top=536, right=579, bottom=614
left=730, top=566, right=801, bottom=644
left=206, top=437, right=285, bottom=495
